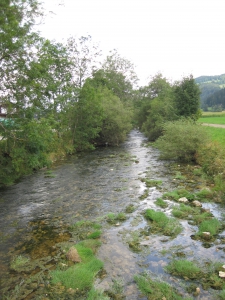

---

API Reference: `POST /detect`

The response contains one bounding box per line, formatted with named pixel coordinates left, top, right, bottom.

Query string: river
left=0, top=130, right=225, bottom=299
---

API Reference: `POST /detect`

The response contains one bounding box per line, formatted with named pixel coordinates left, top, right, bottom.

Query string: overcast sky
left=38, top=0, right=225, bottom=85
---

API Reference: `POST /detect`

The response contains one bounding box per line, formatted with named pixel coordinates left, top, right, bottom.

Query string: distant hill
left=195, top=74, right=225, bottom=111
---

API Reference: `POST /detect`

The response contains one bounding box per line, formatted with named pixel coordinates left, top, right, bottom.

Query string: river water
left=0, top=130, right=225, bottom=299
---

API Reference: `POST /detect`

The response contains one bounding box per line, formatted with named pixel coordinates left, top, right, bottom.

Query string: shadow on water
left=1, top=130, right=225, bottom=299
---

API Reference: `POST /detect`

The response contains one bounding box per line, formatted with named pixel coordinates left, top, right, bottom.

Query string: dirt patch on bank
left=201, top=123, right=225, bottom=128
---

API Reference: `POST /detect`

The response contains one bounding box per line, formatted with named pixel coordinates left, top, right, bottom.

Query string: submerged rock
left=202, top=232, right=211, bottom=240
left=178, top=197, right=189, bottom=203
left=192, top=200, right=202, bottom=207
left=219, top=271, right=225, bottom=278
left=66, top=247, right=81, bottom=263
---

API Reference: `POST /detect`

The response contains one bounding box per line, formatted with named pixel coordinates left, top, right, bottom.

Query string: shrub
left=155, top=119, right=209, bottom=162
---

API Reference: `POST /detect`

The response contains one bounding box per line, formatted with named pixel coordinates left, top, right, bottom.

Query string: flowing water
left=0, top=130, right=225, bottom=299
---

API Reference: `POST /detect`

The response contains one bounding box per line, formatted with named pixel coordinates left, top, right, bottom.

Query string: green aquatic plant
left=165, top=259, right=202, bottom=279
left=174, top=171, right=186, bottom=180
left=139, top=189, right=149, bottom=200
left=197, top=218, right=221, bottom=236
left=10, top=255, right=30, bottom=271
left=195, top=188, right=214, bottom=202
left=106, top=212, right=127, bottom=224
left=134, top=272, right=193, bottom=300
left=78, top=239, right=101, bottom=254
left=163, top=189, right=195, bottom=201
left=144, top=209, right=182, bottom=237
left=172, top=203, right=198, bottom=219
left=51, top=243, right=103, bottom=292
left=87, top=230, right=102, bottom=239
left=140, top=178, right=162, bottom=188
left=87, top=288, right=110, bottom=300
left=192, top=211, right=212, bottom=225
left=69, top=221, right=102, bottom=240
left=125, top=204, right=136, bottom=213
left=155, top=197, right=168, bottom=208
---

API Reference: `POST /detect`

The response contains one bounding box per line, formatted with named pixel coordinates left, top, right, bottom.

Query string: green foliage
left=155, top=119, right=209, bottom=162
left=106, top=212, right=127, bottom=224
left=174, top=75, right=201, bottom=119
left=10, top=255, right=30, bottom=271
left=136, top=74, right=176, bottom=141
left=86, top=230, right=102, bottom=239
left=196, top=141, right=225, bottom=180
left=197, top=218, right=221, bottom=236
left=134, top=273, right=192, bottom=300
left=51, top=257, right=103, bottom=290
left=87, top=288, right=110, bottom=300
left=140, top=178, right=162, bottom=187
left=144, top=209, right=182, bottom=237
left=165, top=259, right=202, bottom=279
left=51, top=242, right=103, bottom=292
left=155, top=198, right=168, bottom=208
left=162, top=189, right=195, bottom=201
left=172, top=204, right=197, bottom=219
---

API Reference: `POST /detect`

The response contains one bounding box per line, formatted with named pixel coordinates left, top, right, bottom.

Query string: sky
left=38, top=0, right=225, bottom=85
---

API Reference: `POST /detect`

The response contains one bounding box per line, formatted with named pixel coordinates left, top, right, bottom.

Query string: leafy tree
left=135, top=74, right=176, bottom=140
left=101, top=49, right=138, bottom=102
left=0, top=0, right=41, bottom=114
left=173, top=75, right=201, bottom=119
left=66, top=35, right=101, bottom=88
left=96, top=87, right=132, bottom=146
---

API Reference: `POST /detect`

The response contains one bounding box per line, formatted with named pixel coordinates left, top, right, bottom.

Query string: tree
left=66, top=35, right=101, bottom=88
left=173, top=75, right=201, bottom=119
left=0, top=0, right=41, bottom=111
left=101, top=49, right=138, bottom=102
left=135, top=74, right=176, bottom=140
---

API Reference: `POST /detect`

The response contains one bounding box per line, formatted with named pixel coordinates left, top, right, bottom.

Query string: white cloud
left=38, top=0, right=225, bottom=85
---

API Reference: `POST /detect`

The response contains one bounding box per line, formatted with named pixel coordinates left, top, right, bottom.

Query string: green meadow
left=198, top=112, right=225, bottom=146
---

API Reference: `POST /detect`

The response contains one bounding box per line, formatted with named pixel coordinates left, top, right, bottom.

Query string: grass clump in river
left=162, top=189, right=195, bottom=202
left=106, top=212, right=127, bottom=225
left=69, top=221, right=102, bottom=240
left=139, top=189, right=149, bottom=200
left=140, top=178, right=162, bottom=188
left=197, top=218, right=222, bottom=237
left=144, top=209, right=182, bottom=237
left=134, top=272, right=193, bottom=300
left=10, top=255, right=30, bottom=271
left=165, top=259, right=202, bottom=279
left=50, top=241, right=103, bottom=298
left=125, top=204, right=136, bottom=213
left=155, top=197, right=168, bottom=208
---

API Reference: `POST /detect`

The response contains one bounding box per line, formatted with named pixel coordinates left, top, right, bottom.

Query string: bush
left=155, top=119, right=209, bottom=162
